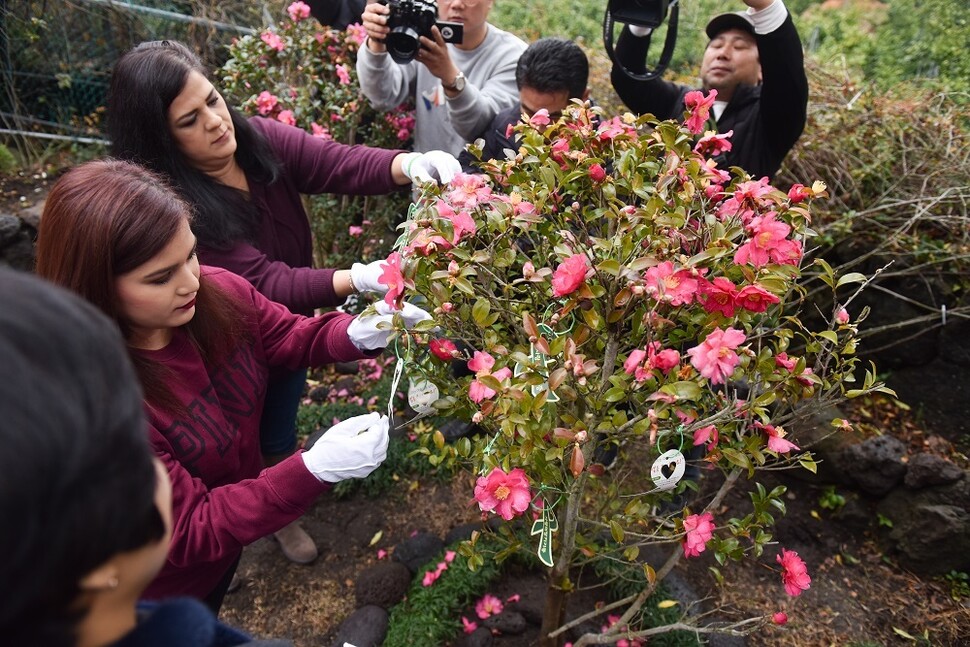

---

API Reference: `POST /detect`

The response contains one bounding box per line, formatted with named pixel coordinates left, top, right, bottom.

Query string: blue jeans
left=259, top=368, right=307, bottom=456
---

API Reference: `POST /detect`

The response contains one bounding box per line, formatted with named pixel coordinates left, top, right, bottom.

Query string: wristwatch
left=444, top=71, right=466, bottom=93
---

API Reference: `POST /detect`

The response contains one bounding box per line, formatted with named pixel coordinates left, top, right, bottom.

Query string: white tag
left=407, top=377, right=439, bottom=415
left=650, top=449, right=686, bottom=491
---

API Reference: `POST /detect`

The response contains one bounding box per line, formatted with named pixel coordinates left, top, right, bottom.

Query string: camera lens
left=386, top=27, right=420, bottom=64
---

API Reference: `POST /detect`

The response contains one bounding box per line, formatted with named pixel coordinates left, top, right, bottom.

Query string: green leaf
left=597, top=259, right=622, bottom=276
left=659, top=381, right=702, bottom=400
left=472, top=299, right=491, bottom=326
left=836, top=272, right=868, bottom=288
left=603, top=387, right=628, bottom=402
left=609, top=520, right=624, bottom=543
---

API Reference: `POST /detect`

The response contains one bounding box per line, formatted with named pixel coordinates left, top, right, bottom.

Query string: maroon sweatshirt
left=198, top=117, right=404, bottom=315
left=139, top=267, right=371, bottom=600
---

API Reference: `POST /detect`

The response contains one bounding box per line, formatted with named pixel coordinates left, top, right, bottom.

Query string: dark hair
left=106, top=40, right=280, bottom=249
left=36, top=159, right=249, bottom=413
left=515, top=37, right=589, bottom=101
left=0, top=269, right=164, bottom=646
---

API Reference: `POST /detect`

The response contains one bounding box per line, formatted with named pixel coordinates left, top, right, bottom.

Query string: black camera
left=384, top=0, right=464, bottom=64
left=604, top=0, right=679, bottom=80
left=609, top=0, right=672, bottom=29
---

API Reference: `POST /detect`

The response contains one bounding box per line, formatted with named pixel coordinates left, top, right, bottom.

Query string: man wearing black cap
left=611, top=0, right=808, bottom=180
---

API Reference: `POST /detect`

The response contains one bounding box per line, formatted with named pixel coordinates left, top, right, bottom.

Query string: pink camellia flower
left=287, top=1, right=311, bottom=21
left=310, top=122, right=332, bottom=139
left=474, top=467, right=531, bottom=521
left=347, top=225, right=363, bottom=237
left=693, top=129, right=733, bottom=156
left=836, top=307, right=850, bottom=324
left=683, top=89, right=717, bottom=134
left=772, top=611, right=788, bottom=625
left=623, top=348, right=648, bottom=376
left=468, top=350, right=495, bottom=375
left=475, top=593, right=504, bottom=619
left=596, top=115, right=636, bottom=141
left=777, top=548, right=812, bottom=596
left=699, top=276, right=739, bottom=317
left=469, top=366, right=511, bottom=402
left=717, top=176, right=773, bottom=221
left=734, top=213, right=803, bottom=267
left=735, top=284, right=780, bottom=313
left=346, top=23, right=367, bottom=45
left=687, top=326, right=746, bottom=385
left=529, top=108, right=551, bottom=128
left=589, top=163, right=607, bottom=183
left=260, top=31, right=285, bottom=51
left=255, top=91, right=278, bottom=115
left=336, top=63, right=351, bottom=85
left=429, top=338, right=458, bottom=361
left=788, top=183, right=811, bottom=203
left=692, top=424, right=719, bottom=451
left=647, top=342, right=680, bottom=374
left=376, top=548, right=387, bottom=559
left=276, top=110, right=296, bottom=126
left=447, top=173, right=493, bottom=209
left=378, top=251, right=410, bottom=309
left=774, top=352, right=797, bottom=372
left=643, top=261, right=699, bottom=306
left=682, top=511, right=715, bottom=557
left=756, top=421, right=800, bottom=454
left=461, top=616, right=478, bottom=634
left=552, top=253, right=589, bottom=297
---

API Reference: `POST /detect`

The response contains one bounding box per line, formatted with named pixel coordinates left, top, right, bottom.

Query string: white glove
left=628, top=24, right=653, bottom=37
left=401, top=150, right=461, bottom=185
left=301, top=412, right=389, bottom=483
left=346, top=301, right=433, bottom=351
left=350, top=260, right=389, bottom=294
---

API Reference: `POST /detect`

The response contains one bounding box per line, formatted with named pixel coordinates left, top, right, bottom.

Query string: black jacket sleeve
left=610, top=26, right=687, bottom=121
left=754, top=14, right=809, bottom=171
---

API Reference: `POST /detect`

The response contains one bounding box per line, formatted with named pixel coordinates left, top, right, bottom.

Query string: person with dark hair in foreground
left=611, top=0, right=807, bottom=180
left=35, top=159, right=430, bottom=613
left=0, top=268, right=290, bottom=646
left=107, top=39, right=458, bottom=564
left=459, top=36, right=591, bottom=173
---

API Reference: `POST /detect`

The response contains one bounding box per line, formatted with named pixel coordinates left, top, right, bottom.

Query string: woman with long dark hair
left=106, top=39, right=457, bottom=562
left=35, top=159, right=428, bottom=612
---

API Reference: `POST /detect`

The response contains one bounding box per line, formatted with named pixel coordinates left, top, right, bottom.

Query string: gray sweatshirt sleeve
left=356, top=43, right=416, bottom=110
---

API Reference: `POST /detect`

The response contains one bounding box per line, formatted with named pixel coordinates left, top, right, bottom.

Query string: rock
left=453, top=626, right=493, bottom=647
left=307, top=384, right=330, bottom=403
left=885, top=355, right=970, bottom=440
left=332, top=376, right=357, bottom=397
left=392, top=531, right=445, bottom=574
left=878, top=478, right=970, bottom=575
left=329, top=604, right=388, bottom=647
left=904, top=453, right=964, bottom=488
left=353, top=562, right=412, bottom=609
left=19, top=200, right=44, bottom=230
left=482, top=610, right=527, bottom=635
left=507, top=597, right=543, bottom=626
left=334, top=360, right=360, bottom=375
left=841, top=435, right=907, bottom=496
left=0, top=215, right=20, bottom=244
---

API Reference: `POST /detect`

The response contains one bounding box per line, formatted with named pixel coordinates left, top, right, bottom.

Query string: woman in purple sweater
left=35, top=159, right=429, bottom=612
left=105, top=39, right=457, bottom=563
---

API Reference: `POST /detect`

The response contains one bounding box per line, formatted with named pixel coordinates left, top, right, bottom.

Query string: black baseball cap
left=705, top=11, right=756, bottom=40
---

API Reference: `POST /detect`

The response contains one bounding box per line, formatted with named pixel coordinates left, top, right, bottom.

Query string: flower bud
left=441, top=302, right=454, bottom=313
left=772, top=612, right=788, bottom=625
left=472, top=412, right=484, bottom=424
left=836, top=307, right=849, bottom=325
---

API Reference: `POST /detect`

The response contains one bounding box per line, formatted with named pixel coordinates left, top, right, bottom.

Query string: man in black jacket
left=611, top=0, right=807, bottom=180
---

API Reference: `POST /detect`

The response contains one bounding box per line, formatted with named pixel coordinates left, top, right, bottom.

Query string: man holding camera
left=357, top=0, right=526, bottom=156
left=611, top=0, right=808, bottom=180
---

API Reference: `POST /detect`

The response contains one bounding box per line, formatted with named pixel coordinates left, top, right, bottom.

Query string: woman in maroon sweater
left=106, top=40, right=458, bottom=563
left=35, top=160, right=429, bottom=612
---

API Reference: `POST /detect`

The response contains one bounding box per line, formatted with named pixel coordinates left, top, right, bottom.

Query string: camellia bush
left=375, top=96, right=893, bottom=645
left=220, top=1, right=415, bottom=270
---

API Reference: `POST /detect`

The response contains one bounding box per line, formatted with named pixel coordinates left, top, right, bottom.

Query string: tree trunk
left=539, top=574, right=568, bottom=647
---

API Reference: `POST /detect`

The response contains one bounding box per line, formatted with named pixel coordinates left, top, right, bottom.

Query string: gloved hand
left=301, top=412, right=389, bottom=483
left=350, top=260, right=389, bottom=294
left=346, top=301, right=432, bottom=351
left=401, top=150, right=461, bottom=185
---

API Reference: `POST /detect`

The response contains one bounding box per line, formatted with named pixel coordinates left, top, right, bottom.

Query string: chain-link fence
left=1, top=1, right=274, bottom=148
